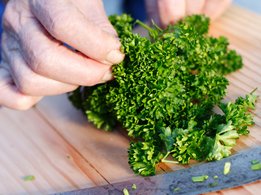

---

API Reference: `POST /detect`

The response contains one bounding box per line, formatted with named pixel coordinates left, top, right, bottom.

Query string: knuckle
left=19, top=31, right=54, bottom=75
left=3, top=0, right=27, bottom=34
left=3, top=2, right=16, bottom=29
left=47, top=12, right=72, bottom=38
left=30, top=0, right=71, bottom=38
left=27, top=46, right=52, bottom=75
left=16, top=76, right=36, bottom=95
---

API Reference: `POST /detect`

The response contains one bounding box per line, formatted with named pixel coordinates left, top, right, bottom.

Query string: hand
left=0, top=0, right=124, bottom=110
left=146, top=0, right=232, bottom=27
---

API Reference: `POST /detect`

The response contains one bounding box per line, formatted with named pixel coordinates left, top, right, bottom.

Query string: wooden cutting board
left=0, top=5, right=260, bottom=195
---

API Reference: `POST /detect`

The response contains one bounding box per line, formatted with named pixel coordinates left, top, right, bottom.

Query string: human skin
left=0, top=0, right=232, bottom=110
left=146, top=0, right=232, bottom=27
left=0, top=0, right=124, bottom=110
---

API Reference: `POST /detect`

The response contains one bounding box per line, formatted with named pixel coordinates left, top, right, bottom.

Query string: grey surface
left=57, top=147, right=261, bottom=195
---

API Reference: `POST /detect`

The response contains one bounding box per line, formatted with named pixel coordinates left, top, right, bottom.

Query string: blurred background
left=0, top=0, right=260, bottom=33
left=0, top=0, right=260, bottom=37
left=102, top=0, right=261, bottom=20
left=234, top=0, right=261, bottom=13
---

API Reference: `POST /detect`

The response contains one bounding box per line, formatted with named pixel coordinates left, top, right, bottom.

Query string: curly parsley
left=68, top=14, right=257, bottom=176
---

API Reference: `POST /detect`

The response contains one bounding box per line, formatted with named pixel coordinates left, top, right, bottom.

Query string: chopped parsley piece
left=251, top=160, right=260, bottom=165
left=251, top=163, right=261, bottom=171
left=132, top=183, right=137, bottom=190
left=174, top=187, right=181, bottom=192
left=123, top=188, right=130, bottom=195
left=223, top=162, right=231, bottom=175
left=22, top=175, right=35, bottom=182
left=192, top=175, right=209, bottom=182
left=209, top=181, right=219, bottom=187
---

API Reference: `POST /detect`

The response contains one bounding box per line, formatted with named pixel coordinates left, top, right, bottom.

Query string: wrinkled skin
left=0, top=0, right=231, bottom=110
left=0, top=0, right=124, bottom=110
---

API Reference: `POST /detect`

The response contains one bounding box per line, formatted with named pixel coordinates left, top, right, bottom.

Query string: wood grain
left=0, top=5, right=260, bottom=194
left=0, top=108, right=101, bottom=194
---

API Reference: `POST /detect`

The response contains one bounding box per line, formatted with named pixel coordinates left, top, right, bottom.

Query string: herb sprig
left=69, top=14, right=257, bottom=176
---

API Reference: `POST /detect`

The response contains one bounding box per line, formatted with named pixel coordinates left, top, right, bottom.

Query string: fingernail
left=102, top=70, right=113, bottom=82
left=105, top=49, right=125, bottom=65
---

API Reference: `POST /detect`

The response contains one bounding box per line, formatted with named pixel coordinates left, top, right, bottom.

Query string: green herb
left=69, top=14, right=257, bottom=176
left=223, top=162, right=231, bottom=175
left=123, top=188, right=129, bottom=195
left=251, top=160, right=259, bottom=165
left=209, top=181, right=219, bottom=187
left=132, top=183, right=137, bottom=190
left=251, top=163, right=261, bottom=171
left=173, top=187, right=181, bottom=192
left=192, top=175, right=209, bottom=182
left=213, top=175, right=219, bottom=179
left=22, top=175, right=35, bottom=182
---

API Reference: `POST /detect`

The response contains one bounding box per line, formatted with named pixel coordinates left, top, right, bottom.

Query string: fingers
left=146, top=0, right=231, bottom=28
left=2, top=33, right=78, bottom=96
left=158, top=0, right=186, bottom=27
left=18, top=17, right=113, bottom=86
left=0, top=67, right=42, bottom=110
left=1, top=0, right=123, bottom=110
left=186, top=0, right=205, bottom=15
left=72, top=0, right=118, bottom=36
left=30, top=0, right=124, bottom=65
left=203, top=0, right=232, bottom=20
left=10, top=53, right=78, bottom=96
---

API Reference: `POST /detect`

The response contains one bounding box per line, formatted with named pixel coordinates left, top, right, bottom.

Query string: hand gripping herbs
left=69, top=15, right=257, bottom=176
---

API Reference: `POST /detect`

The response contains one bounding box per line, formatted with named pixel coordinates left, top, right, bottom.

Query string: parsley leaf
left=69, top=14, right=257, bottom=176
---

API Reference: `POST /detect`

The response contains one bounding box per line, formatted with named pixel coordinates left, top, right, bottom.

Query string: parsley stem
left=250, top=87, right=258, bottom=94
left=136, top=20, right=153, bottom=33
left=161, top=152, right=179, bottom=164
left=162, top=152, right=170, bottom=160
left=162, top=159, right=179, bottom=164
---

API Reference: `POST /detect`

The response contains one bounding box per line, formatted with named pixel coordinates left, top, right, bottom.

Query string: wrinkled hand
left=0, top=0, right=124, bottom=110
left=146, top=0, right=232, bottom=27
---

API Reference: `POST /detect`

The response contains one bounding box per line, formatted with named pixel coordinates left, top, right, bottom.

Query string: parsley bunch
left=69, top=14, right=257, bottom=176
